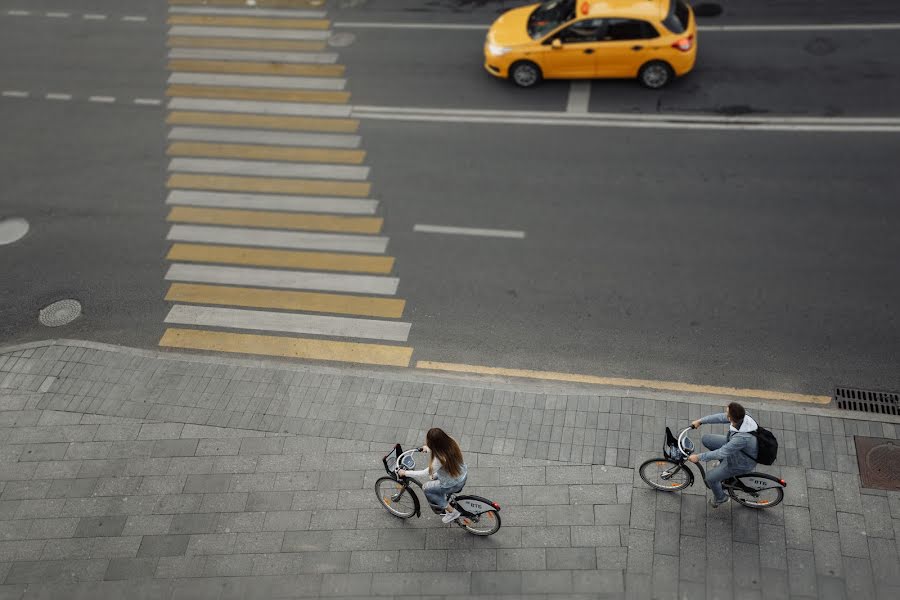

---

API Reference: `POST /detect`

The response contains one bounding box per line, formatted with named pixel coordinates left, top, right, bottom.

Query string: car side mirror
left=551, top=38, right=562, bottom=49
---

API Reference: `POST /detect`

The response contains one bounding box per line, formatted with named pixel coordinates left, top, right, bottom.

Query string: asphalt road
left=1, top=0, right=898, bottom=397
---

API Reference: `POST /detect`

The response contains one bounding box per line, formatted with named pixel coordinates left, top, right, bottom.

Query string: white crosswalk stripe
left=168, top=26, right=330, bottom=41
left=168, top=7, right=327, bottom=18
left=167, top=190, right=377, bottom=215
left=168, top=98, right=351, bottom=117
left=166, top=263, right=399, bottom=295
left=168, top=224, right=388, bottom=253
left=169, top=158, right=369, bottom=180
left=168, top=72, right=347, bottom=91
left=168, top=127, right=361, bottom=148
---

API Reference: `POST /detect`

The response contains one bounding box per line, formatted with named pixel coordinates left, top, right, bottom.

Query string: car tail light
left=672, top=35, right=693, bottom=51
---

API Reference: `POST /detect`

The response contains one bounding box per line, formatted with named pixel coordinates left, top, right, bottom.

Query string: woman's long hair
left=426, top=428, right=464, bottom=478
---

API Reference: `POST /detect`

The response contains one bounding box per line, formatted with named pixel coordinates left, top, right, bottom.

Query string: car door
left=594, top=19, right=661, bottom=78
left=540, top=19, right=604, bottom=79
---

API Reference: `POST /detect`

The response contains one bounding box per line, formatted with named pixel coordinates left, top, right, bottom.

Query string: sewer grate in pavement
left=834, top=387, right=899, bottom=416
left=855, top=436, right=900, bottom=491
left=38, top=299, right=82, bottom=327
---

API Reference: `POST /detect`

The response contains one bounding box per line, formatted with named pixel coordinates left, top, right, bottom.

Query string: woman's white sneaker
left=441, top=509, right=461, bottom=523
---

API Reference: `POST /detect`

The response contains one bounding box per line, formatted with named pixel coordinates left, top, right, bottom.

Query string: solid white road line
left=169, top=158, right=370, bottom=181
left=89, top=96, right=116, bottom=103
left=333, top=21, right=900, bottom=33
left=334, top=22, right=485, bottom=30
left=165, top=305, right=410, bottom=342
left=168, top=7, right=327, bottom=18
left=165, top=263, right=399, bottom=295
left=168, top=47, right=338, bottom=64
left=413, top=224, right=525, bottom=239
left=168, top=26, right=330, bottom=41
left=169, top=98, right=352, bottom=118
left=167, top=190, right=377, bottom=215
left=168, top=224, right=388, bottom=253
left=45, top=93, right=72, bottom=101
left=168, top=127, right=361, bottom=149
left=566, top=81, right=591, bottom=114
left=168, top=72, right=346, bottom=91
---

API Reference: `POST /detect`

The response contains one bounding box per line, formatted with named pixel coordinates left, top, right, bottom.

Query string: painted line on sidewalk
left=168, top=25, right=330, bottom=41
left=168, top=72, right=347, bottom=91
left=413, top=224, right=525, bottom=239
left=167, top=142, right=365, bottom=165
left=168, top=158, right=369, bottom=180
left=169, top=126, right=360, bottom=148
left=566, top=81, right=591, bottom=114
left=167, top=111, right=358, bottom=132
left=166, top=263, right=399, bottom=295
left=333, top=20, right=900, bottom=33
left=165, top=305, right=411, bottom=342
left=167, top=173, right=371, bottom=197
left=168, top=7, right=327, bottom=18
left=167, top=224, right=387, bottom=253
left=166, top=206, right=382, bottom=234
left=416, top=361, right=833, bottom=405
left=160, top=328, right=413, bottom=368
left=166, top=243, right=394, bottom=273
left=166, top=84, right=350, bottom=104
left=166, top=190, right=377, bottom=215
left=169, top=98, right=352, bottom=117
left=168, top=15, right=330, bottom=29
left=166, top=283, right=405, bottom=318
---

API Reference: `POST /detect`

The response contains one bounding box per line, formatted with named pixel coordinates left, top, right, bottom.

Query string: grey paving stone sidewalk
left=0, top=340, right=898, bottom=599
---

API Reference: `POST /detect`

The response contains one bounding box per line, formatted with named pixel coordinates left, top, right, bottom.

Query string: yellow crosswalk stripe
left=160, top=328, right=413, bottom=367
left=166, top=282, right=405, bottom=318
left=167, top=111, right=359, bottom=133
left=168, top=174, right=371, bottom=197
left=166, top=243, right=395, bottom=273
left=167, top=15, right=331, bottom=29
left=167, top=142, right=365, bottom=165
left=168, top=60, right=344, bottom=77
left=167, top=206, right=383, bottom=234
left=168, top=37, right=327, bottom=52
left=170, top=0, right=325, bottom=5
left=166, top=85, right=350, bottom=104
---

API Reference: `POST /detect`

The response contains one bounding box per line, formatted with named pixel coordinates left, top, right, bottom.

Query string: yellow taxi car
left=484, top=0, right=696, bottom=89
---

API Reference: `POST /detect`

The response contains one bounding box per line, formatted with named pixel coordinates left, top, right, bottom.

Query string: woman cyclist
left=397, top=428, right=468, bottom=523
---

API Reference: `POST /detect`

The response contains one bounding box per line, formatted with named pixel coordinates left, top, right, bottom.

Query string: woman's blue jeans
left=423, top=476, right=467, bottom=510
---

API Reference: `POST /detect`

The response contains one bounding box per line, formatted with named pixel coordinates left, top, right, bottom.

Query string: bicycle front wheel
left=728, top=473, right=784, bottom=508
left=639, top=458, right=693, bottom=491
left=458, top=510, right=501, bottom=536
left=375, top=477, right=417, bottom=518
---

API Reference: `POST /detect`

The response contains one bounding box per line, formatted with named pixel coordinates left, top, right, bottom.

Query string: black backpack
left=742, top=426, right=778, bottom=465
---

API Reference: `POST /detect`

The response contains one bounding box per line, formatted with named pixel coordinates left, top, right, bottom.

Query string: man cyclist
left=687, top=402, right=758, bottom=508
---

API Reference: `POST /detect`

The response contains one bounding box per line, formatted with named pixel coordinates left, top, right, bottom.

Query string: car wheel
left=509, top=61, right=542, bottom=88
left=638, top=61, right=674, bottom=89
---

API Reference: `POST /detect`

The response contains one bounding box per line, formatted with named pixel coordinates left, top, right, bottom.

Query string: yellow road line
left=161, top=328, right=413, bottom=367
left=166, top=243, right=395, bottom=273
left=167, top=206, right=382, bottom=234
left=166, top=85, right=350, bottom=104
left=168, top=174, right=371, bottom=197
left=167, top=142, right=365, bottom=165
left=170, top=0, right=325, bottom=6
left=415, top=361, right=833, bottom=405
left=167, top=111, right=359, bottom=133
left=168, top=60, right=344, bottom=77
left=168, top=37, right=327, bottom=52
left=166, top=282, right=405, bottom=318
left=167, top=15, right=330, bottom=29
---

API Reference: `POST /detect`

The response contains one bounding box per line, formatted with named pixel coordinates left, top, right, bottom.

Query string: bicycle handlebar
left=677, top=426, right=694, bottom=457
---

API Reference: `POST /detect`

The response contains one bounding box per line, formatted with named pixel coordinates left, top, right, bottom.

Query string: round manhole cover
left=39, top=299, right=82, bottom=327
left=328, top=32, right=356, bottom=48
left=0, top=217, right=29, bottom=245
left=865, top=441, right=900, bottom=484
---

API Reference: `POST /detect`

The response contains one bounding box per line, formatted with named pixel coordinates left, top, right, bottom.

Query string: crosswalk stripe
left=167, top=111, right=358, bottom=132
left=168, top=98, right=351, bottom=117
left=167, top=190, right=376, bottom=215
left=166, top=282, right=404, bottom=317
left=167, top=15, right=331, bottom=29
left=168, top=7, right=327, bottom=18
left=168, top=37, right=327, bottom=52
left=166, top=263, right=399, bottom=295
left=169, top=127, right=360, bottom=148
left=168, top=173, right=371, bottom=197
left=168, top=224, right=386, bottom=253
left=166, top=243, right=394, bottom=273
left=166, top=84, right=350, bottom=104
left=168, top=72, right=347, bottom=91
left=169, top=26, right=330, bottom=41
left=169, top=158, right=369, bottom=181
left=168, top=59, right=343, bottom=77
left=169, top=47, right=337, bottom=63
left=165, top=304, right=411, bottom=342
left=160, top=328, right=413, bottom=368
left=169, top=0, right=329, bottom=6
left=167, top=142, right=365, bottom=164
left=167, top=206, right=382, bottom=234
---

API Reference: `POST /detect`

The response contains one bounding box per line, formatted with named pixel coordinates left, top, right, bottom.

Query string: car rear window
left=662, top=0, right=691, bottom=34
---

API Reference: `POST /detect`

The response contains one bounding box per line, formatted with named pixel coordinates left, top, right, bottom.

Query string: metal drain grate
left=834, top=387, right=899, bottom=416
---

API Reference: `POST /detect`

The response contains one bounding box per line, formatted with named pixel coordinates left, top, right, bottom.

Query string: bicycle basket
left=382, top=444, right=402, bottom=475
left=664, top=427, right=693, bottom=459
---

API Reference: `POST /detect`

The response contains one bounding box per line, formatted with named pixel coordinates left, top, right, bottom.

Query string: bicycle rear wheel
left=457, top=510, right=501, bottom=536
left=639, top=458, right=693, bottom=491
left=727, top=473, right=784, bottom=508
left=375, top=477, right=417, bottom=518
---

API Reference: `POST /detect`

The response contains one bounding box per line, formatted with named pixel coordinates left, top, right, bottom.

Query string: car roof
left=583, top=0, right=669, bottom=21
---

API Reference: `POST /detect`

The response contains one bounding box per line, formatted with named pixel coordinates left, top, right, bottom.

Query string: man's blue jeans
left=702, top=434, right=744, bottom=503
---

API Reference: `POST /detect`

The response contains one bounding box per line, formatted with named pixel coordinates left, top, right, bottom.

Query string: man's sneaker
left=709, top=496, right=730, bottom=509
left=441, top=509, right=461, bottom=523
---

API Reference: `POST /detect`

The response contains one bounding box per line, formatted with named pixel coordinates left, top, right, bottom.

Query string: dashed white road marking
left=89, top=95, right=116, bottom=103
left=168, top=98, right=352, bottom=118
left=165, top=305, right=410, bottom=341
left=168, top=47, right=338, bottom=64
left=566, top=81, right=591, bottom=114
left=1, top=90, right=29, bottom=98
left=168, top=72, right=346, bottom=91
left=135, top=98, right=163, bottom=105
left=167, top=190, right=377, bottom=215
left=168, top=158, right=370, bottom=181
left=46, top=12, right=70, bottom=18
left=7, top=10, right=30, bottom=16
left=167, top=6, right=326, bottom=18
left=168, top=224, right=389, bottom=254
left=413, top=224, right=526, bottom=239
left=122, top=16, right=148, bottom=22
left=165, top=263, right=399, bottom=295
left=83, top=14, right=107, bottom=20
left=168, top=25, right=330, bottom=41
left=45, top=93, right=72, bottom=101
left=168, top=126, right=361, bottom=149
